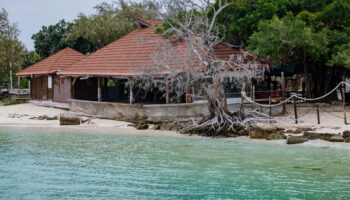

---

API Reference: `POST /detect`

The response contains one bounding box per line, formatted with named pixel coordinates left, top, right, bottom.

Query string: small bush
left=4, top=100, right=27, bottom=106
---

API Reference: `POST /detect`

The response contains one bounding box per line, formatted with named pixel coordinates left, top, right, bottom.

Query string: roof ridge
left=17, top=47, right=86, bottom=76
left=50, top=48, right=84, bottom=71
left=69, top=27, right=143, bottom=67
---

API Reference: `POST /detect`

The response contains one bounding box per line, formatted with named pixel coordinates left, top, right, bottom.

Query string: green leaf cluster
left=65, top=0, right=158, bottom=51
left=0, top=8, right=25, bottom=86
left=31, top=0, right=158, bottom=59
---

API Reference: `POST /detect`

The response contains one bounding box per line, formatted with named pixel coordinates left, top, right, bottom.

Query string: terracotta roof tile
left=17, top=47, right=85, bottom=76
left=58, top=18, right=269, bottom=77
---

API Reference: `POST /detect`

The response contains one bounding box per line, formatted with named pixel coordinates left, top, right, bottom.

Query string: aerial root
left=180, top=110, right=271, bottom=136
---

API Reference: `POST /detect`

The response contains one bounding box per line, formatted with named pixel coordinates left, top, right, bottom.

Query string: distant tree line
left=1, top=0, right=350, bottom=96
left=31, top=0, right=158, bottom=57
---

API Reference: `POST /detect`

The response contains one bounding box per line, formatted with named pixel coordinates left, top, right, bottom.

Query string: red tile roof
left=17, top=47, right=85, bottom=76
left=57, top=18, right=269, bottom=77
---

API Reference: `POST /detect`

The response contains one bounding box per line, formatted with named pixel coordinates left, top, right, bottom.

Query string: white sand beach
left=1, top=102, right=350, bottom=137
left=0, top=103, right=198, bottom=138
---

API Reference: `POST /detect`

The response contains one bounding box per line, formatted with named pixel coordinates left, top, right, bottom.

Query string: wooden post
left=342, top=81, right=347, bottom=124
left=129, top=80, right=133, bottom=104
left=269, top=96, right=272, bottom=123
left=240, top=82, right=246, bottom=112
left=186, top=86, right=192, bottom=103
left=71, top=77, right=77, bottom=99
left=281, top=72, right=286, bottom=114
left=252, top=85, right=255, bottom=101
left=166, top=82, right=170, bottom=104
left=316, top=104, right=320, bottom=124
left=104, top=78, right=108, bottom=101
left=97, top=77, right=102, bottom=102
left=293, top=96, right=298, bottom=124
left=240, top=94, right=244, bottom=112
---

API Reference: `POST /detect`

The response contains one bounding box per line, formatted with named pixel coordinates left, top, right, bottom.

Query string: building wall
left=53, top=76, right=71, bottom=103
left=68, top=99, right=210, bottom=122
left=30, top=76, right=51, bottom=100
left=30, top=75, right=71, bottom=102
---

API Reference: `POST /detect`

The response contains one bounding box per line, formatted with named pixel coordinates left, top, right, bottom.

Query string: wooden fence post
left=281, top=72, right=286, bottom=114
left=269, top=96, right=272, bottom=123
left=293, top=96, right=298, bottom=124
left=240, top=94, right=244, bottom=112
left=342, top=81, right=347, bottom=124
left=316, top=104, right=320, bottom=124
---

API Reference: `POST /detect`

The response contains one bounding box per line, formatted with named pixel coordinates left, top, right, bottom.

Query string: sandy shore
left=0, top=103, right=196, bottom=138
left=1, top=102, right=350, bottom=139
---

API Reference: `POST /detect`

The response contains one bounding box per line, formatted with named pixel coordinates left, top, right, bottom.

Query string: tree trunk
left=304, top=53, right=311, bottom=98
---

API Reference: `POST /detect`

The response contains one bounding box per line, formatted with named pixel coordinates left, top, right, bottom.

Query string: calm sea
left=0, top=127, right=350, bottom=199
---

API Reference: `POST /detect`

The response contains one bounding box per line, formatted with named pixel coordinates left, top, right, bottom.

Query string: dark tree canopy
left=244, top=0, right=350, bottom=97
left=215, top=0, right=333, bottom=46
left=31, top=20, right=95, bottom=58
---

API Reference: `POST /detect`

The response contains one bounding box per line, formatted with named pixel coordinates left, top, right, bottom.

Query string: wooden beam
left=166, top=82, right=170, bottom=104
left=186, top=86, right=192, bottom=103
left=97, top=77, right=102, bottom=102
left=129, top=80, right=133, bottom=104
left=71, top=77, right=77, bottom=86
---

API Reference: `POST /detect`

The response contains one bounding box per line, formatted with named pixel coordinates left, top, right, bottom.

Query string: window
left=48, top=76, right=52, bottom=89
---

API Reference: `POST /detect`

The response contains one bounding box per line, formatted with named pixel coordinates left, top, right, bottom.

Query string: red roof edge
left=16, top=47, right=85, bottom=76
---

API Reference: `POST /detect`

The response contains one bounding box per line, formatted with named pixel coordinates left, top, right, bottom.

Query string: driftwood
left=60, top=113, right=81, bottom=125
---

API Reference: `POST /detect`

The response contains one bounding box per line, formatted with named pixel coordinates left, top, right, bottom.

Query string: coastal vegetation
left=2, top=0, right=350, bottom=136
left=1, top=0, right=350, bottom=92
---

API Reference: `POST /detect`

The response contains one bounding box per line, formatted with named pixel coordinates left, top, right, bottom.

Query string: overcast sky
left=0, top=0, right=116, bottom=50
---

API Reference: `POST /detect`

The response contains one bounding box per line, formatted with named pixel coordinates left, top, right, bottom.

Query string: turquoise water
left=1, top=127, right=350, bottom=199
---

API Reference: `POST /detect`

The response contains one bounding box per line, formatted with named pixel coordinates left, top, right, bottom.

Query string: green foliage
left=65, top=0, right=158, bottom=50
left=31, top=20, right=95, bottom=58
left=243, top=0, right=350, bottom=96
left=31, top=20, right=70, bottom=58
left=31, top=0, right=158, bottom=59
left=215, top=0, right=333, bottom=46
left=322, top=0, right=350, bottom=28
left=248, top=13, right=328, bottom=63
left=4, top=99, right=27, bottom=106
left=0, top=8, right=25, bottom=86
left=21, top=50, right=40, bottom=69
left=328, top=42, right=350, bottom=69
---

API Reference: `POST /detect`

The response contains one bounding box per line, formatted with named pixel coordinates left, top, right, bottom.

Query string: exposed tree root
left=180, top=110, right=270, bottom=137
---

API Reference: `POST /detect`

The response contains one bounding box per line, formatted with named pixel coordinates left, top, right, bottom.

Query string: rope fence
left=241, top=81, right=350, bottom=124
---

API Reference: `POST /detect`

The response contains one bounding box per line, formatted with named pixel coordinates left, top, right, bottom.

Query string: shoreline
left=2, top=124, right=350, bottom=151
left=1, top=103, right=350, bottom=149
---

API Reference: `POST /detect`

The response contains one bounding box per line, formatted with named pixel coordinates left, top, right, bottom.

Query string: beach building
left=17, top=48, right=85, bottom=106
left=17, top=18, right=271, bottom=120
left=57, top=18, right=269, bottom=105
